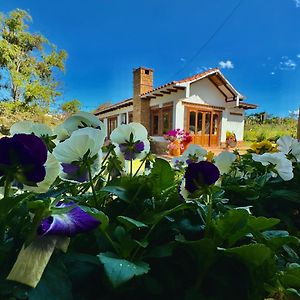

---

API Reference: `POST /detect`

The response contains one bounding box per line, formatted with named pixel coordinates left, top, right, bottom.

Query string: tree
left=60, top=99, right=81, bottom=115
left=0, top=9, right=67, bottom=110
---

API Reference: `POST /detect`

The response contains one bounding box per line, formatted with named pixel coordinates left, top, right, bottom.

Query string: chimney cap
left=133, top=66, right=154, bottom=72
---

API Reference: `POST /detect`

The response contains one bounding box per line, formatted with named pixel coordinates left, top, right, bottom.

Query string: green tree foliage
left=0, top=9, right=67, bottom=110
left=60, top=99, right=81, bottom=115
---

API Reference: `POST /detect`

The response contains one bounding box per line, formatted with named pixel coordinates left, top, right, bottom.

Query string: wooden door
left=186, top=108, right=220, bottom=147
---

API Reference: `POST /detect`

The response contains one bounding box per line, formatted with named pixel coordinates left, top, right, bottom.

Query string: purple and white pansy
left=110, top=122, right=150, bottom=161
left=0, top=134, right=48, bottom=186
left=171, top=144, right=207, bottom=169
left=53, top=127, right=105, bottom=182
left=179, top=161, right=220, bottom=201
left=38, top=201, right=100, bottom=237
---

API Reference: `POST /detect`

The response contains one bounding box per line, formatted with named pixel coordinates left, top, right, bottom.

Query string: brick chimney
left=132, top=67, right=153, bottom=131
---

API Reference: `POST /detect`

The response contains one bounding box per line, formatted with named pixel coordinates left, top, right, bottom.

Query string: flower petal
left=184, top=161, right=220, bottom=192
left=24, top=153, right=60, bottom=193
left=214, top=151, right=236, bottom=175
left=38, top=203, right=100, bottom=237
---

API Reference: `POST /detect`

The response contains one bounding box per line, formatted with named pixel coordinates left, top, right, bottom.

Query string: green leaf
left=248, top=216, right=280, bottom=232
left=28, top=257, right=72, bottom=300
left=214, top=209, right=249, bottom=246
left=98, top=252, right=150, bottom=287
left=117, top=216, right=148, bottom=230
left=101, top=186, right=129, bottom=202
left=150, top=158, right=174, bottom=192
left=282, top=265, right=300, bottom=289
left=225, top=244, right=272, bottom=267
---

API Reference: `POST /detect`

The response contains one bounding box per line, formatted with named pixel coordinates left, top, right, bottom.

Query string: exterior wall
left=189, top=78, right=226, bottom=107
left=220, top=108, right=245, bottom=142
left=98, top=105, right=133, bottom=137
left=150, top=90, right=186, bottom=129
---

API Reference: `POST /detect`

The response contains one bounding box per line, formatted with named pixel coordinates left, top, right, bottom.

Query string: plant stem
left=3, top=177, right=11, bottom=199
left=130, top=159, right=133, bottom=178
left=102, top=230, right=119, bottom=254
left=87, top=164, right=97, bottom=206
left=133, top=154, right=149, bottom=177
left=205, top=193, right=213, bottom=236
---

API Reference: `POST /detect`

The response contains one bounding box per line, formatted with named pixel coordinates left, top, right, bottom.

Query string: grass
left=244, top=120, right=297, bottom=142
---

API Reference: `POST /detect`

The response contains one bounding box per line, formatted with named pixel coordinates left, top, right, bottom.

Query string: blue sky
left=1, top=0, right=300, bottom=116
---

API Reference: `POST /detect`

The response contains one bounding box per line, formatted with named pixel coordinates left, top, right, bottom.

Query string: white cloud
left=180, top=57, right=186, bottom=62
left=293, top=0, right=300, bottom=7
left=279, top=56, right=297, bottom=70
left=297, top=54, right=300, bottom=58
left=270, top=71, right=275, bottom=75
left=219, top=60, right=234, bottom=69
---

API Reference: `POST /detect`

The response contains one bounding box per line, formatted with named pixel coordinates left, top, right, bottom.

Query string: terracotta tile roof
left=140, top=68, right=219, bottom=96
left=94, top=97, right=132, bottom=115
left=178, top=68, right=219, bottom=83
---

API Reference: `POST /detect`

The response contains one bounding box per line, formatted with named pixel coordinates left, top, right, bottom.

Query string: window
left=151, top=108, right=173, bottom=135
left=121, top=113, right=127, bottom=124
left=108, top=117, right=117, bottom=137
left=151, top=111, right=159, bottom=135
left=128, top=112, right=133, bottom=123
left=189, top=111, right=196, bottom=134
left=162, top=109, right=172, bottom=134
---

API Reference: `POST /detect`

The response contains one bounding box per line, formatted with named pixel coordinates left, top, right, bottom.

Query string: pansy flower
left=110, top=122, right=150, bottom=161
left=252, top=152, right=293, bottom=181
left=53, top=127, right=104, bottom=182
left=214, top=151, right=236, bottom=175
left=171, top=144, right=207, bottom=169
left=23, top=153, right=60, bottom=193
left=54, top=111, right=106, bottom=143
left=179, top=161, right=220, bottom=201
left=277, top=135, right=300, bottom=162
left=0, top=134, right=47, bottom=185
left=38, top=201, right=100, bottom=237
left=7, top=202, right=100, bottom=288
left=10, top=120, right=57, bottom=152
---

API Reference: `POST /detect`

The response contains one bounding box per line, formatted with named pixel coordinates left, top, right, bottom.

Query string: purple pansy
left=119, top=141, right=145, bottom=160
left=61, top=163, right=89, bottom=182
left=184, top=161, right=220, bottom=193
left=0, top=134, right=47, bottom=184
left=38, top=202, right=100, bottom=237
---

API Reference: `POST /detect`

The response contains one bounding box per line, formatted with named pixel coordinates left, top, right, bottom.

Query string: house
left=94, top=67, right=257, bottom=150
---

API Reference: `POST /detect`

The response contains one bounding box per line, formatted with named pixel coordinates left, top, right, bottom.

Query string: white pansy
left=214, top=151, right=236, bottom=175
left=110, top=122, right=150, bottom=160
left=171, top=144, right=207, bottom=169
left=53, top=127, right=105, bottom=182
left=252, top=152, right=293, bottom=181
left=10, top=121, right=53, bottom=137
left=24, top=153, right=60, bottom=193
left=55, top=111, right=106, bottom=143
left=277, top=135, right=300, bottom=162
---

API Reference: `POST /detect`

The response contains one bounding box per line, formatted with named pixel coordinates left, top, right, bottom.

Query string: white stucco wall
left=188, top=78, right=227, bottom=107
left=220, top=108, right=245, bottom=142
left=97, top=105, right=133, bottom=137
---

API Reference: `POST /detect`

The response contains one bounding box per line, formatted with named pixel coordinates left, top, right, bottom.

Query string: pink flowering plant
left=0, top=114, right=299, bottom=299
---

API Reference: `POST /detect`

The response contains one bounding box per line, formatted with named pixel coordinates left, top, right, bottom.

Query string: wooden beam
left=153, top=93, right=163, bottom=97
left=167, top=88, right=178, bottom=93
left=174, top=86, right=185, bottom=90
left=161, top=90, right=171, bottom=94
